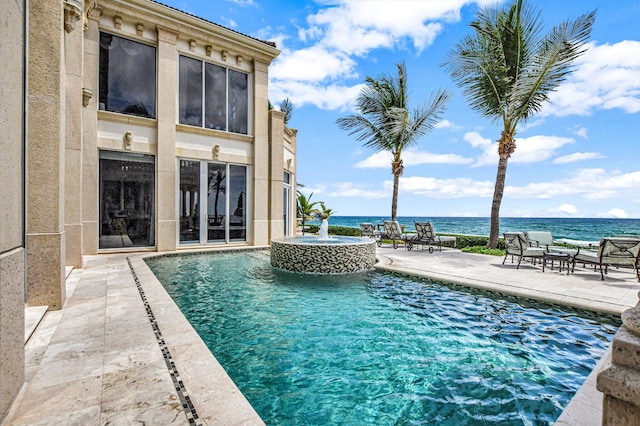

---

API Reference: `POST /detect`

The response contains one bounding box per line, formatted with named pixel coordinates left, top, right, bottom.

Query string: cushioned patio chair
left=359, top=223, right=376, bottom=238
left=408, top=222, right=456, bottom=253
left=524, top=231, right=577, bottom=255
left=573, top=237, right=640, bottom=281
left=381, top=220, right=407, bottom=249
left=502, top=232, right=546, bottom=269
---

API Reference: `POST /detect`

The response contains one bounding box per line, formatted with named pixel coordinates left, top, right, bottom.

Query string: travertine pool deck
left=3, top=246, right=638, bottom=425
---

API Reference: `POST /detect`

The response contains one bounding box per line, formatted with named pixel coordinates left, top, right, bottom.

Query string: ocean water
left=317, top=216, right=640, bottom=245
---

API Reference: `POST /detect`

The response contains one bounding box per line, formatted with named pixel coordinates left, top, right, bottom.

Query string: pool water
left=146, top=251, right=619, bottom=425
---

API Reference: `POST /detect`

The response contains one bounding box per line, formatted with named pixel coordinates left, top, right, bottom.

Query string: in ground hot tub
left=270, top=236, right=377, bottom=274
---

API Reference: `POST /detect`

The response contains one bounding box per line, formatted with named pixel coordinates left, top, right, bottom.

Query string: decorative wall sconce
left=82, top=88, right=93, bottom=107
left=123, top=131, right=133, bottom=150
left=236, top=55, right=243, bottom=66
left=114, top=15, right=122, bottom=30
left=221, top=50, right=228, bottom=61
left=189, top=39, right=196, bottom=52
left=212, top=144, right=220, bottom=160
left=206, top=45, right=213, bottom=57
left=136, top=23, right=144, bottom=36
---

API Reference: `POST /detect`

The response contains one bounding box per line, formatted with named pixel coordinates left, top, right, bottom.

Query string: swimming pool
left=146, top=250, right=619, bottom=425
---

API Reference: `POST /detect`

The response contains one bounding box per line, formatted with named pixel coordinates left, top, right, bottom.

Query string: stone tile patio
left=3, top=247, right=638, bottom=425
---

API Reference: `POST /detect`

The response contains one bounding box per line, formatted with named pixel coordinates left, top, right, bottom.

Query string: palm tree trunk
left=488, top=156, right=509, bottom=248
left=391, top=173, right=400, bottom=221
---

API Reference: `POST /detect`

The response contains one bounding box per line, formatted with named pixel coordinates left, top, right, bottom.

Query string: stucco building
left=1, top=0, right=296, bottom=419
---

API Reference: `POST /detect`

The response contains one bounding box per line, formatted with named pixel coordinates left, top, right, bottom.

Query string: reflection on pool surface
left=146, top=250, right=620, bottom=425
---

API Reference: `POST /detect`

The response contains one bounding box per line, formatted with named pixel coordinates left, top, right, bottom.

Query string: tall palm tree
left=443, top=0, right=595, bottom=248
left=296, top=190, right=321, bottom=235
left=337, top=62, right=450, bottom=220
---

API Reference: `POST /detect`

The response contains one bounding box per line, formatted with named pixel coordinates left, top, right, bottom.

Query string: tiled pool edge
left=129, top=254, right=265, bottom=426
left=374, top=256, right=629, bottom=316
left=126, top=258, right=201, bottom=425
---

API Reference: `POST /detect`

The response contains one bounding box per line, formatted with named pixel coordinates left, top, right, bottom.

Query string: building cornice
left=95, top=0, right=280, bottom=64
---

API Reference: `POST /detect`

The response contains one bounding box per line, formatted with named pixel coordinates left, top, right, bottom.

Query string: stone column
left=81, top=5, right=101, bottom=255
left=268, top=110, right=285, bottom=240
left=597, top=294, right=640, bottom=424
left=156, top=26, right=179, bottom=251
left=64, top=1, right=85, bottom=268
left=252, top=60, right=271, bottom=246
left=26, top=0, right=66, bottom=310
left=0, top=0, right=26, bottom=417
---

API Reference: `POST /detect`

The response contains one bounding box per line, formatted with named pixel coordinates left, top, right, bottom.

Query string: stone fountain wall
left=271, top=238, right=376, bottom=274
left=597, top=295, right=640, bottom=424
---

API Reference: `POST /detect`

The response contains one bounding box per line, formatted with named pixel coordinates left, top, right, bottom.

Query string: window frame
left=98, top=31, right=158, bottom=119
left=178, top=54, right=250, bottom=135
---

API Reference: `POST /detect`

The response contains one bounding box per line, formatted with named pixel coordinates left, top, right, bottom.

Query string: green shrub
left=302, top=226, right=507, bottom=250
left=329, top=225, right=361, bottom=236
left=461, top=246, right=505, bottom=256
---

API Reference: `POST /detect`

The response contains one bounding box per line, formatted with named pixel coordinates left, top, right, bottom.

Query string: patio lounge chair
left=359, top=223, right=376, bottom=238
left=407, top=222, right=456, bottom=253
left=380, top=220, right=407, bottom=249
left=502, top=232, right=546, bottom=269
left=573, top=237, right=640, bottom=281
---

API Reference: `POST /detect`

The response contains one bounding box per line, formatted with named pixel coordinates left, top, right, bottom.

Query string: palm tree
left=296, top=190, right=321, bottom=235
left=337, top=62, right=450, bottom=221
left=443, top=0, right=595, bottom=248
left=316, top=203, right=336, bottom=220
left=280, top=98, right=293, bottom=125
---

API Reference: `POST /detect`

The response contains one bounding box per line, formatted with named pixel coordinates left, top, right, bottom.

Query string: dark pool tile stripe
left=127, top=257, right=202, bottom=426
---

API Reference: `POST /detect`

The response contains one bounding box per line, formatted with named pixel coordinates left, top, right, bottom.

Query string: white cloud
left=434, top=119, right=463, bottom=131
left=306, top=1, right=465, bottom=54
left=553, top=152, right=605, bottom=164
left=543, top=40, right=640, bottom=117
left=270, top=46, right=358, bottom=83
left=270, top=81, right=364, bottom=111
left=548, top=204, right=578, bottom=215
left=354, top=148, right=473, bottom=169
left=267, top=1, right=494, bottom=110
left=505, top=169, right=640, bottom=200
left=464, top=131, right=575, bottom=167
left=327, top=182, right=389, bottom=199
left=605, top=208, right=628, bottom=219
left=571, top=126, right=588, bottom=139
left=399, top=176, right=495, bottom=198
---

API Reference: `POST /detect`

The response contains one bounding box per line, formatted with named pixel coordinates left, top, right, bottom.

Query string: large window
left=99, top=151, right=155, bottom=249
left=178, top=55, right=249, bottom=135
left=99, top=33, right=156, bottom=119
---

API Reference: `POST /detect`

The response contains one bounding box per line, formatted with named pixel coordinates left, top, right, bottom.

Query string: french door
left=179, top=160, right=246, bottom=244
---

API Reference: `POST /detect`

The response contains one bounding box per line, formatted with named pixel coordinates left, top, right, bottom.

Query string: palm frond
left=511, top=10, right=596, bottom=121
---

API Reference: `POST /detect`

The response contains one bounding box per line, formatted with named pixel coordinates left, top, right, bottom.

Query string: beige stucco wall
left=64, top=2, right=85, bottom=268
left=0, top=0, right=26, bottom=419
left=26, top=0, right=66, bottom=310
left=83, top=1, right=281, bottom=252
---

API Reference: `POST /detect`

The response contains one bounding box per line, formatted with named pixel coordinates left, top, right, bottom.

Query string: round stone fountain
left=270, top=233, right=377, bottom=274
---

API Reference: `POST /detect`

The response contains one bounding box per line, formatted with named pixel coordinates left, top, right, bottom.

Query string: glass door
left=179, top=159, right=247, bottom=245
left=179, top=160, right=200, bottom=243
left=207, top=163, right=227, bottom=242
left=99, top=150, right=155, bottom=249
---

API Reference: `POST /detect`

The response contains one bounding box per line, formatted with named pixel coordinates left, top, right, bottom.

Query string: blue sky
left=163, top=0, right=640, bottom=219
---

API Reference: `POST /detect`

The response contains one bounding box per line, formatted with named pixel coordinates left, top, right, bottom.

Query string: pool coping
left=132, top=247, right=269, bottom=426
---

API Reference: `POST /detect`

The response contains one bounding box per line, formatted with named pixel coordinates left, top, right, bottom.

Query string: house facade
left=1, top=0, right=296, bottom=419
